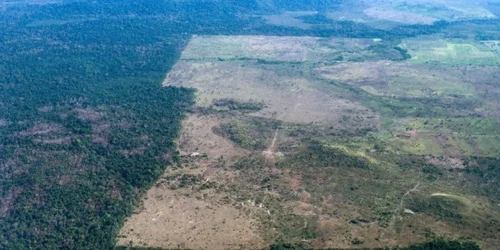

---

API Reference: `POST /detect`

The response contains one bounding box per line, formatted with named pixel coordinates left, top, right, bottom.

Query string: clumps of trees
left=266, top=238, right=481, bottom=250
left=213, top=98, right=265, bottom=112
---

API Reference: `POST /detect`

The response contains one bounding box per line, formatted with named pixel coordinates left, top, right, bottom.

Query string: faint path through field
left=379, top=178, right=421, bottom=243
left=263, top=128, right=280, bottom=160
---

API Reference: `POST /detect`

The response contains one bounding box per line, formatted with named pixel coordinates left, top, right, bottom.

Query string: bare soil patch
left=118, top=187, right=265, bottom=250
left=118, top=113, right=267, bottom=249
left=120, top=36, right=385, bottom=249
left=117, top=35, right=500, bottom=249
left=165, top=61, right=379, bottom=129
left=177, top=114, right=249, bottom=160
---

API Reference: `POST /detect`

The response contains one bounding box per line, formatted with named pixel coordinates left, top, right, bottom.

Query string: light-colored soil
left=180, top=35, right=329, bottom=62
left=362, top=0, right=496, bottom=21
left=118, top=36, right=412, bottom=249
left=426, top=156, right=465, bottom=169
left=177, top=114, right=249, bottom=160
left=482, top=40, right=500, bottom=54
left=262, top=128, right=281, bottom=161
left=117, top=187, right=265, bottom=250
left=165, top=61, right=379, bottom=129
left=118, top=113, right=266, bottom=249
left=118, top=35, right=500, bottom=249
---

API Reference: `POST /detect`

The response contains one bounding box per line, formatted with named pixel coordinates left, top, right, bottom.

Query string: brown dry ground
left=118, top=35, right=384, bottom=249
left=117, top=114, right=266, bottom=250
left=118, top=35, right=500, bottom=249
left=165, top=61, right=379, bottom=128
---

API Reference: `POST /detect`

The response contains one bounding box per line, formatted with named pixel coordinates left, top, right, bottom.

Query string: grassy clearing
left=386, top=118, right=500, bottom=157
left=408, top=191, right=491, bottom=230
left=165, top=60, right=379, bottom=129
left=430, top=193, right=472, bottom=205
left=327, top=0, right=496, bottom=29
left=179, top=35, right=409, bottom=64
left=180, top=35, right=333, bottom=62
left=139, top=34, right=500, bottom=249
left=403, top=39, right=500, bottom=65
left=323, top=142, right=380, bottom=165
left=317, top=61, right=477, bottom=98
left=401, top=118, right=500, bottom=135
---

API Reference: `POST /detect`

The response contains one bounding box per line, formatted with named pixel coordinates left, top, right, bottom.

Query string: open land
left=323, top=0, right=497, bottom=29
left=118, top=34, right=500, bottom=250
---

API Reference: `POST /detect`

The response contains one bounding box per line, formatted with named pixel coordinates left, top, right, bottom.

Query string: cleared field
left=119, top=35, right=500, bottom=250
left=180, top=35, right=382, bottom=63
left=402, top=39, right=500, bottom=65
left=117, top=184, right=265, bottom=250
left=317, top=61, right=476, bottom=98
left=386, top=118, right=500, bottom=157
left=117, top=114, right=264, bottom=250
left=181, top=35, right=325, bottom=62
left=327, top=0, right=496, bottom=29
left=165, top=61, right=379, bottom=128
left=119, top=36, right=384, bottom=249
left=364, top=0, right=496, bottom=21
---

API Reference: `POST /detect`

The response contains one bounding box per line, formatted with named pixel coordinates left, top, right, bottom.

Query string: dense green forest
left=0, top=0, right=499, bottom=249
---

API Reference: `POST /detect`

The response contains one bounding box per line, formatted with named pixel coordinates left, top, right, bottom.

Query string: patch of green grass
left=387, top=72, right=476, bottom=99
left=408, top=193, right=485, bottom=227
left=406, top=40, right=500, bottom=65
left=401, top=117, right=500, bottom=135
left=281, top=140, right=372, bottom=169
left=323, top=142, right=380, bottom=165
left=385, top=118, right=500, bottom=156
left=395, top=136, right=444, bottom=155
